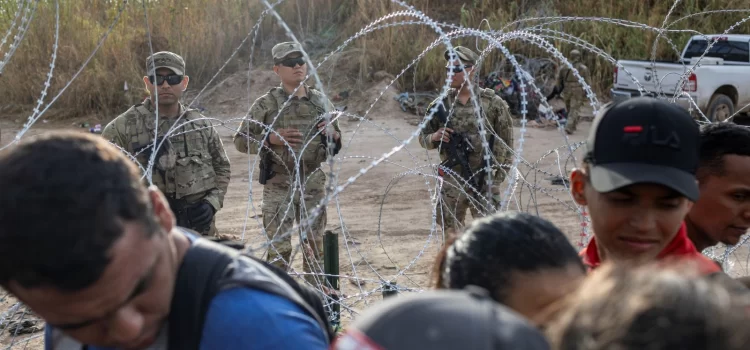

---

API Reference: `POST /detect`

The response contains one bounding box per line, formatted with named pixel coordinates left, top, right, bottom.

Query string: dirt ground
left=1, top=68, right=748, bottom=347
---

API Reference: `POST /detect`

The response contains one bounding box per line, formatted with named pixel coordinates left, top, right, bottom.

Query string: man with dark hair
left=686, top=122, right=750, bottom=252
left=0, top=131, right=329, bottom=349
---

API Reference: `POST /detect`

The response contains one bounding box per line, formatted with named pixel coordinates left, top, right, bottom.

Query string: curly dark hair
left=432, top=211, right=584, bottom=303
left=0, top=131, right=159, bottom=291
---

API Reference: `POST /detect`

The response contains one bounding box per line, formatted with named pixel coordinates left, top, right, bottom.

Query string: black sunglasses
left=148, top=74, right=184, bottom=86
left=446, top=65, right=472, bottom=74
left=278, top=57, right=306, bottom=68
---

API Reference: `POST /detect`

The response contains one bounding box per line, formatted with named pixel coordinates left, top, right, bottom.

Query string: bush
left=1, top=0, right=749, bottom=119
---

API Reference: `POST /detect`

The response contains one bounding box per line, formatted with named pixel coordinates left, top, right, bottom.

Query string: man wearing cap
left=103, top=51, right=231, bottom=238
left=555, top=49, right=590, bottom=135
left=568, top=97, right=720, bottom=273
left=419, top=46, right=514, bottom=239
left=233, top=42, right=342, bottom=285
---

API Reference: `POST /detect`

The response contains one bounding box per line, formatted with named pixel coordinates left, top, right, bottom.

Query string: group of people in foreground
left=332, top=96, right=750, bottom=349
left=1, top=90, right=750, bottom=349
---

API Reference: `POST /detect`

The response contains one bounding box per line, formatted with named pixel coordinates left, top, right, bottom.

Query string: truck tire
left=707, top=93, right=734, bottom=122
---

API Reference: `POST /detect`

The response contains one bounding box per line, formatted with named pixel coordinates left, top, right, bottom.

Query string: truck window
left=683, top=39, right=750, bottom=63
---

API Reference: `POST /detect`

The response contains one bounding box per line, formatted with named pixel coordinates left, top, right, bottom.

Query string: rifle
left=433, top=100, right=480, bottom=194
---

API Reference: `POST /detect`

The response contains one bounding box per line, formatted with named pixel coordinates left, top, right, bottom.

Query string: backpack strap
left=167, top=235, right=235, bottom=350
left=168, top=234, right=333, bottom=350
left=216, top=255, right=335, bottom=342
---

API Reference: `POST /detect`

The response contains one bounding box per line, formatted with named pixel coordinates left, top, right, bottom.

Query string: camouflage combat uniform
left=103, top=98, right=231, bottom=235
left=558, top=50, right=591, bottom=134
left=233, top=83, right=341, bottom=285
left=419, top=88, right=514, bottom=235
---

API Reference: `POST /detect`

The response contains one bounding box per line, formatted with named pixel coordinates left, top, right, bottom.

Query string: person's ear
left=143, top=76, right=153, bottom=91
left=148, top=186, right=175, bottom=233
left=570, top=168, right=588, bottom=206
left=180, top=76, right=190, bottom=91
left=272, top=65, right=280, bottom=76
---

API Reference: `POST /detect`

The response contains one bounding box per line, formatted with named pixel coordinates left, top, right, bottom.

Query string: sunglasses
left=278, top=57, right=306, bottom=68
left=446, top=65, right=472, bottom=74
left=148, top=74, right=184, bottom=86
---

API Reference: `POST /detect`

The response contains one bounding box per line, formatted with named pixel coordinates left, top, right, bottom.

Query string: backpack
left=167, top=232, right=336, bottom=350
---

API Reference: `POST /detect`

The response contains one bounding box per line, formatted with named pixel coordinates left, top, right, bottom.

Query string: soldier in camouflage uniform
left=558, top=49, right=591, bottom=135
left=102, top=51, right=231, bottom=237
left=419, top=46, right=514, bottom=239
left=233, top=42, right=342, bottom=285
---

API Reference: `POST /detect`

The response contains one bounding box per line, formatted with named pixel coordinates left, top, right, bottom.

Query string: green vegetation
left=1, top=0, right=749, bottom=118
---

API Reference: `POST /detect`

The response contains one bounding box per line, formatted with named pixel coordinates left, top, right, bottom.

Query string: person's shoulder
left=479, top=87, right=496, bottom=99
left=104, top=104, right=143, bottom=132
left=693, top=253, right=723, bottom=274
left=183, top=107, right=214, bottom=128
left=251, top=89, right=281, bottom=111
left=118, top=104, right=144, bottom=121
left=200, top=287, right=328, bottom=348
left=206, top=287, right=312, bottom=320
left=308, top=87, right=334, bottom=108
left=481, top=88, right=510, bottom=112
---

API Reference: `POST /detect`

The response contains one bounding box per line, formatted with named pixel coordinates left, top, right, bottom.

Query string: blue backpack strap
left=167, top=234, right=235, bottom=350
left=168, top=233, right=333, bottom=350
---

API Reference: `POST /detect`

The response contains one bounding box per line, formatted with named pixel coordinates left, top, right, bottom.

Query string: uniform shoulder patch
left=480, top=87, right=496, bottom=99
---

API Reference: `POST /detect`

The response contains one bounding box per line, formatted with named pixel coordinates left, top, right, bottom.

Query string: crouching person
left=0, top=131, right=331, bottom=350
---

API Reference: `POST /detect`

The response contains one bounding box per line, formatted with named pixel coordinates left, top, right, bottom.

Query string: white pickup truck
left=610, top=34, right=750, bottom=122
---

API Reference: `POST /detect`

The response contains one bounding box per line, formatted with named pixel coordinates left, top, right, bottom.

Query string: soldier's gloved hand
left=189, top=201, right=215, bottom=232
left=431, top=127, right=453, bottom=143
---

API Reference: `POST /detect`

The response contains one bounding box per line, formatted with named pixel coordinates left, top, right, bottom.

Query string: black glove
left=188, top=201, right=215, bottom=233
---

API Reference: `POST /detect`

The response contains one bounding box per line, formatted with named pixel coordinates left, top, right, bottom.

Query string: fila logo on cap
left=622, top=125, right=681, bottom=150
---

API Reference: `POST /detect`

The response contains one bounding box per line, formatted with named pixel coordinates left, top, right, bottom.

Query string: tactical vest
left=124, top=103, right=217, bottom=200
left=264, top=87, right=330, bottom=174
left=442, top=88, right=497, bottom=170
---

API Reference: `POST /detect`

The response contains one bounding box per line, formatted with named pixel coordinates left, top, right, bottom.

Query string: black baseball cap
left=584, top=97, right=700, bottom=200
left=331, top=287, right=550, bottom=350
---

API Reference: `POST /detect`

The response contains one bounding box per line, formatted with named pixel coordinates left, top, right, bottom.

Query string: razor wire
left=2, top=0, right=750, bottom=346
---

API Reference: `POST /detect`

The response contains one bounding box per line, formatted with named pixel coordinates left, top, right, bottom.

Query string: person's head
left=444, top=46, right=478, bottom=89
left=546, top=261, right=750, bottom=350
left=0, top=131, right=179, bottom=348
left=569, top=49, right=581, bottom=63
left=432, top=212, right=586, bottom=327
left=332, top=287, right=551, bottom=350
left=570, top=98, right=700, bottom=263
left=143, top=51, right=189, bottom=107
left=687, top=122, right=750, bottom=248
left=272, top=41, right=307, bottom=86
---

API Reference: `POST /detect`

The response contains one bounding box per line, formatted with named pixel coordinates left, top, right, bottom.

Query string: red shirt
left=580, top=222, right=721, bottom=274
